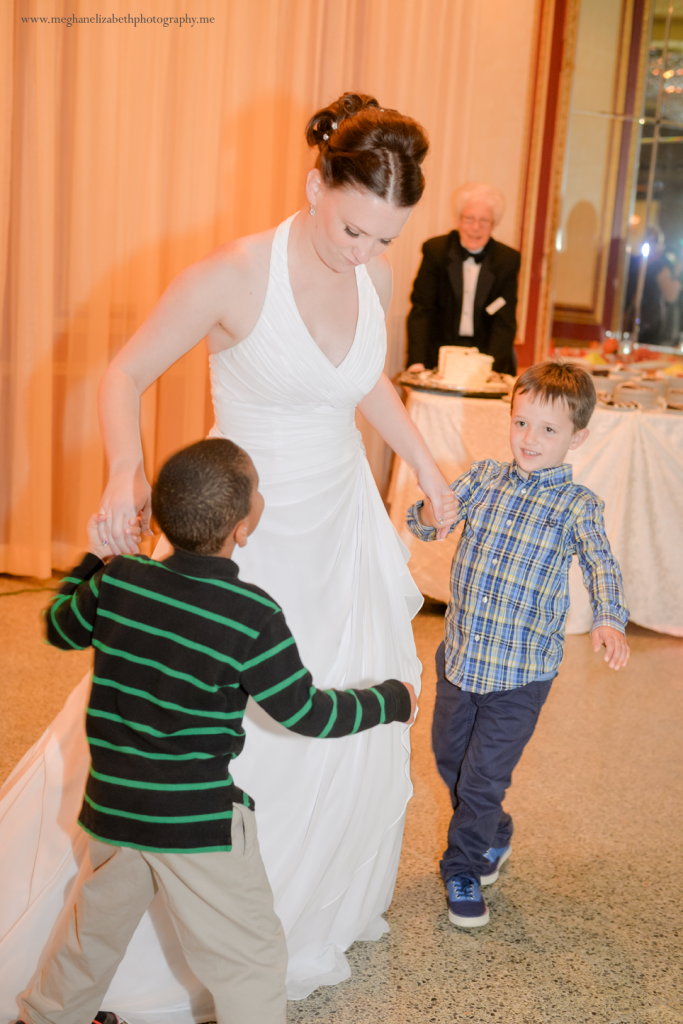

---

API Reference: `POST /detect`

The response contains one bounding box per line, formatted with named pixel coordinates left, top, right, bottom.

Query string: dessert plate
left=396, top=370, right=511, bottom=398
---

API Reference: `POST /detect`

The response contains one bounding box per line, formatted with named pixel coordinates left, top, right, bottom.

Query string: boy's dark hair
left=511, top=360, right=597, bottom=430
left=152, top=439, right=253, bottom=556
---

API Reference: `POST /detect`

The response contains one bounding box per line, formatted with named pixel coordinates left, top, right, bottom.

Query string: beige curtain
left=1, top=0, right=539, bottom=577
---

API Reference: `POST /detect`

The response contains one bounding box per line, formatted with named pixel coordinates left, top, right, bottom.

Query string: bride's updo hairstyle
left=306, top=92, right=429, bottom=208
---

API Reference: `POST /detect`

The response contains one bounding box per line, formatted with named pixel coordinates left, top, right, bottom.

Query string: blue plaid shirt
left=406, top=460, right=628, bottom=693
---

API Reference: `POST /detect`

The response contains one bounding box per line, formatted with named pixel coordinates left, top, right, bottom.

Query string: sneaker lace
left=452, top=876, right=477, bottom=901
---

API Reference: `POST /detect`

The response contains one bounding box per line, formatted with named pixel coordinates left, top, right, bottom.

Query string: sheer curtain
left=1, top=0, right=538, bottom=576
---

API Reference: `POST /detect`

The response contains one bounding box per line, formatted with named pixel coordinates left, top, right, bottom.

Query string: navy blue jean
left=432, top=641, right=553, bottom=883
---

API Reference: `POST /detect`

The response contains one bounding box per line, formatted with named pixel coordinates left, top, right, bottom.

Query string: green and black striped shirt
left=46, top=549, right=412, bottom=854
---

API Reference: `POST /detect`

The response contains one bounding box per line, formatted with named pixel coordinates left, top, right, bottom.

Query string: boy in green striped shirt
left=22, top=439, right=416, bottom=1024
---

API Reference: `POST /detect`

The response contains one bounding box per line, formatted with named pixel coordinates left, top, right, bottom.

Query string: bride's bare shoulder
left=165, top=227, right=276, bottom=294
left=203, top=227, right=277, bottom=284
left=175, top=227, right=277, bottom=348
left=210, top=226, right=276, bottom=264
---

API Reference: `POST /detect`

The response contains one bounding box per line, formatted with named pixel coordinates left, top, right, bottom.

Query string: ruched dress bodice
left=211, top=213, right=384, bottom=412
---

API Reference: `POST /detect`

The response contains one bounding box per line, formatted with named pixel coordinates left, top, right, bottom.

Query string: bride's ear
left=305, top=169, right=323, bottom=208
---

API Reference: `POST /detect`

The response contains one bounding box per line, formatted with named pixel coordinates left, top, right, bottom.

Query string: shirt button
left=506, top=520, right=512, bottom=526
left=521, top=489, right=527, bottom=495
left=474, top=634, right=481, bottom=641
left=492, top=558, right=497, bottom=564
left=482, top=596, right=488, bottom=603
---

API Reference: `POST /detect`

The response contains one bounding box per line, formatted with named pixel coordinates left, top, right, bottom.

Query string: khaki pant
left=23, top=806, right=287, bottom=1024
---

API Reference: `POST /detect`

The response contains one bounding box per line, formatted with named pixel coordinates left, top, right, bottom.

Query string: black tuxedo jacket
left=406, top=231, right=521, bottom=374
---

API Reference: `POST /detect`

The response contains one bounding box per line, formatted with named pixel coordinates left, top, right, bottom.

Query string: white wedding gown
left=0, top=216, right=423, bottom=1023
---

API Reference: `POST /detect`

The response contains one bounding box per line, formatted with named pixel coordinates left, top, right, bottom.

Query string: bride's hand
left=403, top=682, right=418, bottom=724
left=98, top=466, right=152, bottom=555
left=87, top=513, right=142, bottom=561
left=417, top=466, right=457, bottom=541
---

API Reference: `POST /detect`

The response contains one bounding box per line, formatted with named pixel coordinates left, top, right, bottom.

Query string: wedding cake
left=437, top=346, right=494, bottom=388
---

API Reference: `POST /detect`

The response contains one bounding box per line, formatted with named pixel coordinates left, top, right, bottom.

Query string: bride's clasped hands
left=416, top=467, right=458, bottom=539
left=97, top=463, right=153, bottom=555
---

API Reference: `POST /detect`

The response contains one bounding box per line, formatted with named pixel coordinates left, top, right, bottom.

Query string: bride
left=0, top=93, right=455, bottom=1022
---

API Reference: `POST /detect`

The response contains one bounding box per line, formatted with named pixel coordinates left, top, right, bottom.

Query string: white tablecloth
left=387, top=390, right=683, bottom=636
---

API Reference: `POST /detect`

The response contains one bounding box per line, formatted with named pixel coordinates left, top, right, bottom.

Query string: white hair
left=452, top=181, right=505, bottom=228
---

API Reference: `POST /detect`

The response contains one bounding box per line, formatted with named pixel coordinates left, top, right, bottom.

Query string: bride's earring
left=309, top=204, right=316, bottom=217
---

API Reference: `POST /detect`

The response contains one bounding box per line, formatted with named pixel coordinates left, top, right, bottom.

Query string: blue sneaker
left=446, top=873, right=489, bottom=927
left=480, top=843, right=512, bottom=886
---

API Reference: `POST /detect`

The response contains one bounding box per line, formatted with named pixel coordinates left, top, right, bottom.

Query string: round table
left=387, top=389, right=683, bottom=636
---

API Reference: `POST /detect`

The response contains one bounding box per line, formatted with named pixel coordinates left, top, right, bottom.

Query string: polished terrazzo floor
left=287, top=606, right=683, bottom=1024
left=1, top=578, right=682, bottom=1024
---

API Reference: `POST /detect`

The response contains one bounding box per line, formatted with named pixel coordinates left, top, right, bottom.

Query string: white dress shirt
left=458, top=251, right=484, bottom=337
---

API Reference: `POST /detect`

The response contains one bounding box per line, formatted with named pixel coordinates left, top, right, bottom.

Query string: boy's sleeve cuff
left=55, top=553, right=105, bottom=592
left=80, top=552, right=105, bottom=572
left=405, top=501, right=437, bottom=542
left=381, top=678, right=413, bottom=722
left=591, top=613, right=627, bottom=635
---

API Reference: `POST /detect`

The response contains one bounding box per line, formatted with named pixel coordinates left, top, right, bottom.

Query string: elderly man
left=406, top=182, right=520, bottom=375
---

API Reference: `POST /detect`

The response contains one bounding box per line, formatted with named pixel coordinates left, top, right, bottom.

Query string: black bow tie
left=461, top=246, right=485, bottom=264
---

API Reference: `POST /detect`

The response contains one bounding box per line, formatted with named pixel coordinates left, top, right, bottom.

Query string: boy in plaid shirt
left=406, top=361, right=629, bottom=928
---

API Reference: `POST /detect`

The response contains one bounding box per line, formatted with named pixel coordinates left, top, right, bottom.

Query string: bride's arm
left=357, top=374, right=456, bottom=539
left=98, top=250, right=256, bottom=554
left=363, top=257, right=455, bottom=538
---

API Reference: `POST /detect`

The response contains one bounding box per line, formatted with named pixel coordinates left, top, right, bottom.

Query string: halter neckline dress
left=0, top=215, right=423, bottom=1021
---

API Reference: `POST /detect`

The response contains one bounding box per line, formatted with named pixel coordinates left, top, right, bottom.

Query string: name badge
left=486, top=297, right=506, bottom=315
